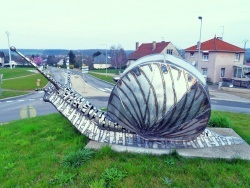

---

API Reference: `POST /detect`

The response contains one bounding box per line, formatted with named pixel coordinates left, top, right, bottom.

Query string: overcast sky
left=0, top=0, right=249, bottom=50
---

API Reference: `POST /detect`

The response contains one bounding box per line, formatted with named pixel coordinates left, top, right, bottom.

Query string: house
left=127, top=41, right=181, bottom=66
left=93, top=53, right=111, bottom=69
left=0, top=52, right=5, bottom=67
left=185, top=37, right=245, bottom=84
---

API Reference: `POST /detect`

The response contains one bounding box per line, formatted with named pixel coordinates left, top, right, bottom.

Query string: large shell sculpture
left=11, top=47, right=244, bottom=149
left=107, top=54, right=210, bottom=141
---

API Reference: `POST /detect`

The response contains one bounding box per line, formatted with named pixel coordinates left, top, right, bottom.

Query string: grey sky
left=0, top=0, right=249, bottom=50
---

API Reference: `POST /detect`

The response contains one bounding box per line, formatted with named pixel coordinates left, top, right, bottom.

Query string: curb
left=210, top=97, right=250, bottom=103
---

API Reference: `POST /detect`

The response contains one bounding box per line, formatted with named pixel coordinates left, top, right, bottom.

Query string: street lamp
left=197, top=16, right=202, bottom=71
left=78, top=50, right=84, bottom=69
left=101, top=44, right=108, bottom=77
left=5, top=31, right=12, bottom=69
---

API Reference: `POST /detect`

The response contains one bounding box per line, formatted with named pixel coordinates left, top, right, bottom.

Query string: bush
left=208, top=116, right=231, bottom=128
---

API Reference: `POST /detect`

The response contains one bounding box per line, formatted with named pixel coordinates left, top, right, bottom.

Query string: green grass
left=0, top=111, right=250, bottom=187
left=0, top=68, right=35, bottom=79
left=0, top=90, right=29, bottom=99
left=89, top=72, right=116, bottom=84
left=1, top=74, right=48, bottom=90
left=90, top=69, right=124, bottom=74
left=210, top=111, right=250, bottom=144
left=0, top=68, right=49, bottom=98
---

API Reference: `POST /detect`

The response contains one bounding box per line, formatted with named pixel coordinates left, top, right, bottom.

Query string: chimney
left=217, top=37, right=223, bottom=40
left=152, top=41, right=156, bottom=50
left=135, top=42, right=139, bottom=50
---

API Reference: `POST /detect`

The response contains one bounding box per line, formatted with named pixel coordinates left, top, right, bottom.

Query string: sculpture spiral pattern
left=107, top=54, right=210, bottom=141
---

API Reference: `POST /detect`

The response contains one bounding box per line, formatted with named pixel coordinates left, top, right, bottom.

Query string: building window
left=167, top=49, right=173, bottom=55
left=221, top=68, right=225, bottom=77
left=202, top=68, right=207, bottom=76
left=202, top=53, right=209, bottom=60
left=190, top=52, right=194, bottom=57
left=235, top=53, right=240, bottom=61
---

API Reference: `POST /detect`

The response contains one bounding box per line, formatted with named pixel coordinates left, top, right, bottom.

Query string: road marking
left=98, top=88, right=106, bottom=92
left=105, top=88, right=112, bottom=91
left=1, top=98, right=44, bottom=103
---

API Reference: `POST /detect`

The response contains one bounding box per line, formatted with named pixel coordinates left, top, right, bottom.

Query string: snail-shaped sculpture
left=107, top=54, right=210, bottom=141
left=10, top=46, right=244, bottom=149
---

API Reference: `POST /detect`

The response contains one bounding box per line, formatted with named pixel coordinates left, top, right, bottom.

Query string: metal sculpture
left=11, top=47, right=244, bottom=149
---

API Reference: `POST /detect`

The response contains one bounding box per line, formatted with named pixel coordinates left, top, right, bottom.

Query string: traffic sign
left=82, top=66, right=89, bottom=74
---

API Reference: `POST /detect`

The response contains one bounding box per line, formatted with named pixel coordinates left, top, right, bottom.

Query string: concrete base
left=85, top=128, right=250, bottom=160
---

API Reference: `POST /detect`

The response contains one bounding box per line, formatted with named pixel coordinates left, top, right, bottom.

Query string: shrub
left=50, top=171, right=76, bottom=186
left=101, top=166, right=127, bottom=186
left=62, top=148, right=94, bottom=168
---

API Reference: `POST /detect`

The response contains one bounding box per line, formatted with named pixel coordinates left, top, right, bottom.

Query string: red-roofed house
left=128, top=41, right=181, bottom=65
left=185, top=37, right=245, bottom=84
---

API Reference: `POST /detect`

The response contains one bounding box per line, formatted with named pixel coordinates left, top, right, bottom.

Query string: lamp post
left=5, top=31, right=12, bottom=69
left=101, top=44, right=108, bottom=77
left=243, top=40, right=248, bottom=64
left=78, top=50, right=84, bottom=69
left=197, top=16, right=202, bottom=71
left=81, top=51, right=84, bottom=68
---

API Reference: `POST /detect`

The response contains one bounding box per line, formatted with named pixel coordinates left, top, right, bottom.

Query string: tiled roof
left=129, top=41, right=170, bottom=60
left=93, top=53, right=111, bottom=64
left=185, top=37, right=245, bottom=52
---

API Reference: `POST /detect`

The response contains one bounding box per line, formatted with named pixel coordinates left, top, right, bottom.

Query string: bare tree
left=109, top=45, right=128, bottom=72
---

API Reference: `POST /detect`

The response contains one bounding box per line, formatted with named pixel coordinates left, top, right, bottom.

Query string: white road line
left=104, top=88, right=112, bottom=91
left=6, top=101, right=13, bottom=103
left=39, top=98, right=43, bottom=100
left=29, top=99, right=35, bottom=101
left=98, top=88, right=106, bottom=92
left=18, top=100, right=25, bottom=102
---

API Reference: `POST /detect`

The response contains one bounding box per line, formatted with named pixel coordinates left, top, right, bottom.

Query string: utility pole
left=197, top=16, right=202, bottom=71
left=243, top=40, right=248, bottom=49
left=101, top=44, right=108, bottom=77
left=6, top=31, right=12, bottom=69
left=243, top=40, right=248, bottom=64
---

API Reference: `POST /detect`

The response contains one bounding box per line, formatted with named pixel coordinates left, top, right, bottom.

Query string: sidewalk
left=209, top=85, right=250, bottom=103
left=70, top=74, right=110, bottom=97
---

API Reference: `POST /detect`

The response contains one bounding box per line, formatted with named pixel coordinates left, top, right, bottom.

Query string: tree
left=109, top=45, right=128, bottom=71
left=68, top=50, right=76, bottom=65
left=33, top=56, right=44, bottom=66
left=47, top=55, right=58, bottom=66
